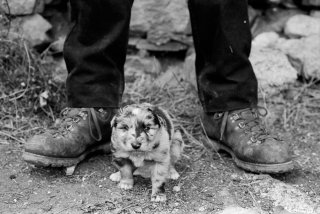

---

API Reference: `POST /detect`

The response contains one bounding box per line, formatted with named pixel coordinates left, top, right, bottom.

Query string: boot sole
left=22, top=143, right=111, bottom=175
left=205, top=138, right=294, bottom=174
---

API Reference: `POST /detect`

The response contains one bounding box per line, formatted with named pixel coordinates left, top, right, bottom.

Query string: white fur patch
left=132, top=108, right=140, bottom=115
left=109, top=171, right=121, bottom=182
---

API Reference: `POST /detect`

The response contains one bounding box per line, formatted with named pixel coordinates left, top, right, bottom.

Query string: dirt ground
left=1, top=45, right=320, bottom=213
left=1, top=82, right=320, bottom=214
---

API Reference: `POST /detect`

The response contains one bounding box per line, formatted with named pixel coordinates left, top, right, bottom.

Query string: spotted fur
left=109, top=103, right=184, bottom=202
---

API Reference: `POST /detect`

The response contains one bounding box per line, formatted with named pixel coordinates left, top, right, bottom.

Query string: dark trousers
left=64, top=0, right=258, bottom=113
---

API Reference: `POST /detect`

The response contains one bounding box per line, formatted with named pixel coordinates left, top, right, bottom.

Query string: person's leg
left=65, top=0, right=133, bottom=108
left=188, top=0, right=257, bottom=112
left=23, top=0, right=133, bottom=173
left=188, top=0, right=293, bottom=173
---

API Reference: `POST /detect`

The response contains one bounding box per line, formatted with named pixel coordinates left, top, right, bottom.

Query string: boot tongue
left=241, top=109, right=268, bottom=137
left=241, top=111, right=255, bottom=119
left=233, top=108, right=255, bottom=119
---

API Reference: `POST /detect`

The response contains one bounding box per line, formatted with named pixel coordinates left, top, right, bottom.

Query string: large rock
left=252, top=31, right=280, bottom=48
left=11, top=14, right=52, bottom=47
left=302, top=0, right=320, bottom=6
left=276, top=35, right=320, bottom=79
left=310, top=10, right=320, bottom=19
left=154, top=53, right=197, bottom=90
left=130, top=0, right=189, bottom=45
left=124, top=55, right=161, bottom=82
left=0, top=0, right=43, bottom=15
left=251, top=9, right=305, bottom=37
left=250, top=46, right=298, bottom=94
left=133, top=39, right=188, bottom=52
left=284, top=14, right=320, bottom=38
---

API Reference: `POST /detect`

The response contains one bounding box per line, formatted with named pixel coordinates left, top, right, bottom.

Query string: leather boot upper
left=202, top=107, right=292, bottom=164
left=24, top=108, right=116, bottom=158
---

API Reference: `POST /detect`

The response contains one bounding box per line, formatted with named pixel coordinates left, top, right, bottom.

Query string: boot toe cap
left=240, top=139, right=292, bottom=165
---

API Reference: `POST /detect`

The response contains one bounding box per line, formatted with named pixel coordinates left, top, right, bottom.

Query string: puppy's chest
left=114, top=150, right=163, bottom=167
left=129, top=151, right=163, bottom=167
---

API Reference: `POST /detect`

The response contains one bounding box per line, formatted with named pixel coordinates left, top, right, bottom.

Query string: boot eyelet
left=62, top=108, right=70, bottom=116
left=72, top=117, right=81, bottom=123
left=61, top=130, right=68, bottom=136
left=231, top=114, right=240, bottom=121
left=250, top=136, right=257, bottom=143
left=214, top=112, right=223, bottom=119
left=238, top=122, right=245, bottom=128
left=66, top=124, right=73, bottom=131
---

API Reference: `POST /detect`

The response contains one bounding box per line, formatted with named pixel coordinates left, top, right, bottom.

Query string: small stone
left=173, top=185, right=181, bottom=192
left=9, top=174, right=16, bottom=180
left=198, top=206, right=206, bottom=212
left=134, top=207, right=143, bottom=213
left=218, top=206, right=260, bottom=214
left=230, top=174, right=240, bottom=181
left=42, top=204, right=53, bottom=212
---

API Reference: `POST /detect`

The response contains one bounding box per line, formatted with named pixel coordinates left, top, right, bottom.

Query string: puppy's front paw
left=151, top=193, right=167, bottom=202
left=169, top=167, right=180, bottom=180
left=118, top=179, right=133, bottom=190
left=109, top=171, right=121, bottom=182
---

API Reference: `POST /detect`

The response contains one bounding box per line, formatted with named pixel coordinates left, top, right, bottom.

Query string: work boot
left=23, top=108, right=116, bottom=173
left=202, top=107, right=294, bottom=173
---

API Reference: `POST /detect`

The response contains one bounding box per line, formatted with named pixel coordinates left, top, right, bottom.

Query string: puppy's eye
left=119, top=125, right=129, bottom=130
left=144, top=126, right=151, bottom=132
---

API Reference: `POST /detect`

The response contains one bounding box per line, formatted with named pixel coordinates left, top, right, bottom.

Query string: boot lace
left=51, top=108, right=104, bottom=141
left=219, top=107, right=278, bottom=144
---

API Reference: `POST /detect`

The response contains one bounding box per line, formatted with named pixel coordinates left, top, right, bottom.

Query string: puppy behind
left=109, top=103, right=184, bottom=202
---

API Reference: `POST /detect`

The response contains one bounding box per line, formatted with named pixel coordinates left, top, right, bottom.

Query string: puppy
left=109, top=103, right=184, bottom=202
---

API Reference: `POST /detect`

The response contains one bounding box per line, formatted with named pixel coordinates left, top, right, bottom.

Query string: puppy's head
left=110, top=103, right=172, bottom=153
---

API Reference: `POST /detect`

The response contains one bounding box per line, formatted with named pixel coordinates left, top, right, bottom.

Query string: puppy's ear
left=151, top=106, right=173, bottom=139
left=111, top=106, right=126, bottom=127
left=110, top=115, right=117, bottom=127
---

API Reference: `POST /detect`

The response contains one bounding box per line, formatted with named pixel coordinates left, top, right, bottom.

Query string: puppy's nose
left=131, top=142, right=141, bottom=150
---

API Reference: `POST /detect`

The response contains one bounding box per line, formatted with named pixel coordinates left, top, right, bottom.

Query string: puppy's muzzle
left=131, top=142, right=141, bottom=150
